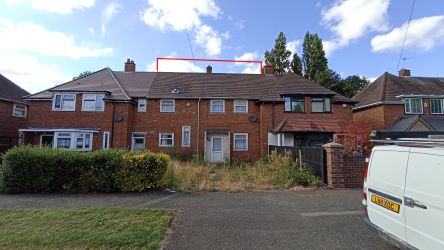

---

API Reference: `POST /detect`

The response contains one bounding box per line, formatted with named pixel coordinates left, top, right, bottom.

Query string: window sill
left=234, top=149, right=248, bottom=152
left=52, top=109, right=76, bottom=112
left=159, top=145, right=174, bottom=147
left=209, top=112, right=225, bottom=114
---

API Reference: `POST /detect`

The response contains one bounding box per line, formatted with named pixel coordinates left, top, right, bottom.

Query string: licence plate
left=371, top=194, right=400, bottom=213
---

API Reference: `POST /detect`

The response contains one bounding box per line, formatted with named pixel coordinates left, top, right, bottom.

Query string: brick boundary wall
left=323, top=142, right=366, bottom=189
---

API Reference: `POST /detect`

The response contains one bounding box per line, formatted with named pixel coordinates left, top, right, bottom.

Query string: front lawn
left=0, top=208, right=174, bottom=249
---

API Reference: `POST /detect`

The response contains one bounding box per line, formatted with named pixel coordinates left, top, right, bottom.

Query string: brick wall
left=323, top=142, right=366, bottom=188
left=0, top=100, right=28, bottom=138
left=25, top=95, right=353, bottom=161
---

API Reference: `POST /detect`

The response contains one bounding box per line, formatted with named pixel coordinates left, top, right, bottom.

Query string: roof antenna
left=396, top=0, right=416, bottom=72
left=184, top=23, right=197, bottom=67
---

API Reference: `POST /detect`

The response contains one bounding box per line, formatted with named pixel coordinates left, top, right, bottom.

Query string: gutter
left=196, top=98, right=201, bottom=154
left=111, top=102, right=116, bottom=147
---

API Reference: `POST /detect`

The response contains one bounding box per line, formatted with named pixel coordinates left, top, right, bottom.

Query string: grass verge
left=0, top=208, right=174, bottom=250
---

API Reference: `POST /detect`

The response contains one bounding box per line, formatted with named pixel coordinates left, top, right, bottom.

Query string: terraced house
left=21, top=59, right=355, bottom=162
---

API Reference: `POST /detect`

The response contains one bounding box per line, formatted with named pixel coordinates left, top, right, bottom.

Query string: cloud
left=101, top=2, right=121, bottom=37
left=194, top=25, right=229, bottom=57
left=234, top=52, right=262, bottom=74
left=0, top=53, right=71, bottom=94
left=5, top=0, right=95, bottom=14
left=235, top=20, right=245, bottom=30
left=286, top=40, right=301, bottom=58
left=321, top=0, right=390, bottom=55
left=0, top=19, right=112, bottom=59
left=371, top=15, right=444, bottom=52
left=140, top=0, right=220, bottom=31
left=140, top=0, right=227, bottom=57
left=147, top=56, right=204, bottom=72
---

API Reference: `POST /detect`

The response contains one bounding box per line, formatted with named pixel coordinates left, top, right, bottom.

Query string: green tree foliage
left=302, top=32, right=328, bottom=81
left=264, top=32, right=292, bottom=75
left=290, top=52, right=303, bottom=75
left=335, top=75, right=371, bottom=98
left=73, top=71, right=92, bottom=80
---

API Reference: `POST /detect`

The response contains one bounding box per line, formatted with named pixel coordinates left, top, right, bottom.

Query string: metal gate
left=268, top=145, right=325, bottom=183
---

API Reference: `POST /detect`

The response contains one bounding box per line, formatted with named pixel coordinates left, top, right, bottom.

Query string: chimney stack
left=124, top=59, right=136, bottom=72
left=263, top=64, right=274, bottom=75
left=398, top=68, right=411, bottom=77
left=206, top=65, right=212, bottom=74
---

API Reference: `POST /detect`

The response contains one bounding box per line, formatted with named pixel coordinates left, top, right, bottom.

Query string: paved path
left=0, top=190, right=396, bottom=249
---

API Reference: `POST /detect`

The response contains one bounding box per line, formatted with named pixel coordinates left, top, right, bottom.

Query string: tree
left=302, top=32, right=328, bottom=81
left=264, top=32, right=292, bottom=75
left=339, top=75, right=371, bottom=98
left=290, top=53, right=303, bottom=75
left=73, top=71, right=92, bottom=80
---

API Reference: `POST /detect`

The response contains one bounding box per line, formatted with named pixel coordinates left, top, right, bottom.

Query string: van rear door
left=367, top=146, right=410, bottom=243
left=404, top=148, right=444, bottom=249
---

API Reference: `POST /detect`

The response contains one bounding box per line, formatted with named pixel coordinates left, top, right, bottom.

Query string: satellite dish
left=114, top=115, right=124, bottom=122
left=248, top=116, right=257, bottom=122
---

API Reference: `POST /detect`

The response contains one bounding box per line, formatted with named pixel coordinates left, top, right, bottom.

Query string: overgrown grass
left=164, top=152, right=321, bottom=192
left=0, top=208, right=174, bottom=249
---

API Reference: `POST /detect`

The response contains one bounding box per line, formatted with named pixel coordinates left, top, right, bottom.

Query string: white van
left=363, top=141, right=444, bottom=250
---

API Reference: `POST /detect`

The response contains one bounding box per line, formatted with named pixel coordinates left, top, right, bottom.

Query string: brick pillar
left=323, top=142, right=345, bottom=188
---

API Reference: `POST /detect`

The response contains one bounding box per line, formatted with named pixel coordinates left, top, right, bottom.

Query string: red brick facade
left=24, top=95, right=353, bottom=161
left=353, top=98, right=444, bottom=130
left=0, top=100, right=28, bottom=147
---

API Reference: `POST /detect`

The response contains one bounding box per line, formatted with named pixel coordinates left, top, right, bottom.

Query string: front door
left=211, top=137, right=223, bottom=162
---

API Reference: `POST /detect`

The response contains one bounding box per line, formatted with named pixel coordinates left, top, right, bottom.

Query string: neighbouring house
left=0, top=74, right=29, bottom=151
left=20, top=59, right=355, bottom=162
left=352, top=69, right=444, bottom=138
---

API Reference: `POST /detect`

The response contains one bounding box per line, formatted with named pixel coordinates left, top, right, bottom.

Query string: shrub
left=288, top=162, right=321, bottom=187
left=335, top=120, right=372, bottom=156
left=79, top=149, right=126, bottom=192
left=116, top=152, right=170, bottom=192
left=0, top=146, right=88, bottom=193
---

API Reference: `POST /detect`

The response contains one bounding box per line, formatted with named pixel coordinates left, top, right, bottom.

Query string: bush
left=0, top=146, right=170, bottom=193
left=288, top=162, right=321, bottom=187
left=116, top=152, right=170, bottom=192
left=79, top=149, right=127, bottom=192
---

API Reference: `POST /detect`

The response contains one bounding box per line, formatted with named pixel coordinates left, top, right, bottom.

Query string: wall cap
left=323, top=142, right=344, bottom=148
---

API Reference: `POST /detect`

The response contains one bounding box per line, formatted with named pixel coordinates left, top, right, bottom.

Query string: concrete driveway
left=0, top=190, right=396, bottom=250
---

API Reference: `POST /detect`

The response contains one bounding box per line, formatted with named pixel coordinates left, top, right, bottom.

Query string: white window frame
left=430, top=98, right=444, bottom=114
left=160, top=99, right=175, bottom=112
left=234, top=100, right=248, bottom=113
left=138, top=98, right=147, bottom=112
left=81, top=94, right=105, bottom=112
left=404, top=98, right=423, bottom=114
left=54, top=132, right=93, bottom=151
left=159, top=133, right=174, bottom=147
left=52, top=93, right=76, bottom=111
left=233, top=133, right=248, bottom=151
left=211, top=99, right=225, bottom=113
left=12, top=103, right=27, bottom=118
left=182, top=126, right=191, bottom=147
left=103, top=131, right=110, bottom=149
left=131, top=133, right=146, bottom=151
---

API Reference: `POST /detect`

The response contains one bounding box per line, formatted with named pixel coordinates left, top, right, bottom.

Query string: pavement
left=0, top=189, right=397, bottom=250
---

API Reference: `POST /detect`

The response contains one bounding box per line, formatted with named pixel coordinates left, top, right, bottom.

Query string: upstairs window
left=138, top=98, right=147, bottom=112
left=82, top=94, right=104, bottom=111
left=159, top=133, right=174, bottom=147
left=234, top=100, right=248, bottom=113
left=211, top=100, right=225, bottom=112
left=53, top=93, right=76, bottom=111
left=311, top=98, right=331, bottom=113
left=404, top=98, right=423, bottom=114
left=160, top=100, right=175, bottom=112
left=284, top=97, right=305, bottom=113
left=430, top=99, right=444, bottom=114
left=12, top=104, right=27, bottom=118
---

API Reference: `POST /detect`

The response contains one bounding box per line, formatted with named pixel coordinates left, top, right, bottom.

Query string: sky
left=1, top=0, right=444, bottom=94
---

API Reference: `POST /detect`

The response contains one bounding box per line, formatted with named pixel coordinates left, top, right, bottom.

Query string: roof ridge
left=23, top=68, right=109, bottom=99
left=106, top=68, right=131, bottom=100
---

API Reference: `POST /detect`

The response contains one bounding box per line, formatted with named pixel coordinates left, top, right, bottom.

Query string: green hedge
left=0, top=146, right=170, bottom=194
left=116, top=152, right=170, bottom=191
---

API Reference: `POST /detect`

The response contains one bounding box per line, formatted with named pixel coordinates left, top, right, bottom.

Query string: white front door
left=211, top=137, right=223, bottom=162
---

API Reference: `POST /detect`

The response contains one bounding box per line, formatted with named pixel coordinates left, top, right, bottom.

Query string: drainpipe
left=196, top=98, right=201, bottom=154
left=110, top=102, right=116, bottom=147
left=272, top=101, right=276, bottom=128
